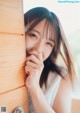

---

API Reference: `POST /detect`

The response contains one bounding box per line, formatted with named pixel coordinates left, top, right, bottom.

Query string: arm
left=25, top=50, right=56, bottom=113
left=53, top=74, right=72, bottom=113
left=29, top=86, right=56, bottom=113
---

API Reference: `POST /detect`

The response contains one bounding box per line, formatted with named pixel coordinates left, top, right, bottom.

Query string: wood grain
left=0, top=86, right=29, bottom=113
left=0, top=0, right=24, bottom=34
left=0, top=0, right=29, bottom=112
left=0, top=34, right=26, bottom=94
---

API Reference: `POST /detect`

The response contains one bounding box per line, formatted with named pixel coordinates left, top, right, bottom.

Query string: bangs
left=25, top=17, right=45, bottom=33
left=45, top=20, right=56, bottom=43
left=44, top=20, right=59, bottom=59
left=25, top=17, right=57, bottom=50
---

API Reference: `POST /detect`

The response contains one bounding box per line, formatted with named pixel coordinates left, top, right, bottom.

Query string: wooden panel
left=0, top=0, right=29, bottom=112
left=0, top=0, right=24, bottom=34
left=0, top=34, right=25, bottom=56
left=0, top=34, right=26, bottom=94
left=71, top=99, right=80, bottom=113
left=0, top=86, right=29, bottom=113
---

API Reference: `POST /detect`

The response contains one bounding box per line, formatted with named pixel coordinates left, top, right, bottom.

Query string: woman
left=24, top=7, right=76, bottom=113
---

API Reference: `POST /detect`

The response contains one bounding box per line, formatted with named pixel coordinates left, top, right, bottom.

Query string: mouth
left=26, top=49, right=45, bottom=61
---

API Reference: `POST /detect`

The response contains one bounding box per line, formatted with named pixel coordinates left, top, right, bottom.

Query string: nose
left=34, top=40, right=43, bottom=53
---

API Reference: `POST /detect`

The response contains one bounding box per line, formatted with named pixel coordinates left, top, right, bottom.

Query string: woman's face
left=25, top=19, right=55, bottom=61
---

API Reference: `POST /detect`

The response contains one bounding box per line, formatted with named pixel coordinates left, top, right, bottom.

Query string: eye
left=28, top=33, right=37, bottom=39
left=46, top=42, right=53, bottom=47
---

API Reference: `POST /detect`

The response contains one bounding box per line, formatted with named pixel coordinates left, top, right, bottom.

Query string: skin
left=25, top=19, right=55, bottom=91
left=25, top=19, right=72, bottom=113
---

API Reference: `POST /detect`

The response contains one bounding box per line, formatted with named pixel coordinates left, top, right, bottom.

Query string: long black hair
left=24, top=7, right=76, bottom=87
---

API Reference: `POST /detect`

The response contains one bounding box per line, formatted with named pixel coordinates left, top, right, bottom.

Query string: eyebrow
left=32, top=29, right=40, bottom=35
left=49, top=38, right=55, bottom=43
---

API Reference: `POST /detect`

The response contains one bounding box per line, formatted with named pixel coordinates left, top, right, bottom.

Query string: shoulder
left=58, top=66, right=72, bottom=89
left=47, top=67, right=68, bottom=86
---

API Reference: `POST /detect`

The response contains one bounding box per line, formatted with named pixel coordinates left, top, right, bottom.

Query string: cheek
left=25, top=36, right=34, bottom=49
left=25, top=37, right=35, bottom=56
left=43, top=47, right=53, bottom=61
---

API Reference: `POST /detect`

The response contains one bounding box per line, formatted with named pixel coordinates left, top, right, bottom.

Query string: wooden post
left=0, top=0, right=29, bottom=112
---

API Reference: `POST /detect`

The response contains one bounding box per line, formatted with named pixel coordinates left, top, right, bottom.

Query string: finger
left=26, top=54, right=41, bottom=64
left=29, top=50, right=39, bottom=55
left=29, top=50, right=43, bottom=62
left=28, top=50, right=39, bottom=59
left=25, top=65, right=37, bottom=76
left=25, top=65, right=33, bottom=74
left=26, top=60, right=41, bottom=69
left=27, top=50, right=43, bottom=63
left=25, top=66, right=29, bottom=75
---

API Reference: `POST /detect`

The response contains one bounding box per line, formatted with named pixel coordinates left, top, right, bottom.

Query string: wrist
left=29, top=85, right=41, bottom=97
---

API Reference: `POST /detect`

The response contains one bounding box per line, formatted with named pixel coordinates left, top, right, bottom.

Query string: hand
left=25, top=50, right=44, bottom=92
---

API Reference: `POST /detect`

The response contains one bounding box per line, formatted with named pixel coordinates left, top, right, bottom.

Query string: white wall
left=23, top=0, right=80, bottom=36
